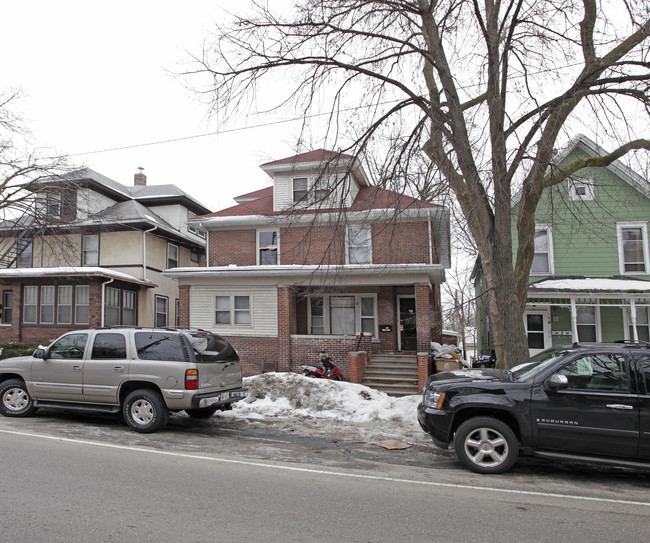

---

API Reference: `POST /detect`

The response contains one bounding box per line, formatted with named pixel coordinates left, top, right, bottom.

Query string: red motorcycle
left=298, top=353, right=345, bottom=381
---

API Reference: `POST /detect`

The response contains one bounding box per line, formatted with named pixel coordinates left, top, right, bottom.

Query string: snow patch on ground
left=216, top=372, right=430, bottom=445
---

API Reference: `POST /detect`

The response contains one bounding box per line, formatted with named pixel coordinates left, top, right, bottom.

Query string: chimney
left=134, top=167, right=147, bottom=186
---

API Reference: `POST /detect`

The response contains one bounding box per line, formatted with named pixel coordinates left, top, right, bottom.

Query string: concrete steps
left=361, top=353, right=421, bottom=397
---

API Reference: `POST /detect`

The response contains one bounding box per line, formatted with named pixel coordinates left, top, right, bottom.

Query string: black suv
left=417, top=342, right=650, bottom=474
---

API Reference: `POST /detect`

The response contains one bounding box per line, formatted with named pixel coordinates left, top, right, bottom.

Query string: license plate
left=220, top=392, right=230, bottom=401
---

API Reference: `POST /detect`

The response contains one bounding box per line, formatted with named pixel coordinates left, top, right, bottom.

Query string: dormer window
left=314, top=176, right=331, bottom=202
left=292, top=178, right=308, bottom=203
left=46, top=192, right=61, bottom=218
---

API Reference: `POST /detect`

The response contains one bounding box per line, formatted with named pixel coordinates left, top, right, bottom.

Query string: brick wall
left=209, top=229, right=257, bottom=266
left=377, top=286, right=397, bottom=351
left=373, top=221, right=431, bottom=264
left=179, top=286, right=190, bottom=328
left=280, top=225, right=346, bottom=265
left=415, top=284, right=432, bottom=353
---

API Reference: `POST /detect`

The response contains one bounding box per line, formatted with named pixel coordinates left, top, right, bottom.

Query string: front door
left=398, top=296, right=417, bottom=351
left=525, top=309, right=551, bottom=356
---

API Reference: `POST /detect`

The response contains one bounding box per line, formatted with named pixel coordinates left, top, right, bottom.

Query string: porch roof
left=529, top=277, right=650, bottom=294
left=164, top=263, right=446, bottom=286
left=0, top=267, right=157, bottom=287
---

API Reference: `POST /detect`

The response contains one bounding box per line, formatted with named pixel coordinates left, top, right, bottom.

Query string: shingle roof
left=261, top=149, right=354, bottom=167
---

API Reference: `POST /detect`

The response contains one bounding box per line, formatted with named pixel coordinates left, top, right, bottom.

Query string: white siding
left=77, top=188, right=118, bottom=218
left=189, top=285, right=278, bottom=337
left=273, top=176, right=292, bottom=211
left=273, top=172, right=356, bottom=211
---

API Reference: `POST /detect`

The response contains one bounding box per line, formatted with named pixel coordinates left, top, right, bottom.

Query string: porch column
left=414, top=283, right=432, bottom=353
left=630, top=300, right=638, bottom=341
left=570, top=298, right=578, bottom=342
left=277, top=286, right=295, bottom=371
left=179, top=286, right=190, bottom=329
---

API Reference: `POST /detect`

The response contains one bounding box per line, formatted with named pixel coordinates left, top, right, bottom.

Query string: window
left=155, top=296, right=169, bottom=327
left=16, top=241, right=33, bottom=268
left=135, top=332, right=185, bottom=361
left=310, top=297, right=325, bottom=334
left=629, top=306, right=650, bottom=342
left=123, top=291, right=137, bottom=326
left=82, top=234, right=99, bottom=266
left=23, top=286, right=38, bottom=324
left=167, top=243, right=179, bottom=269
left=347, top=225, right=372, bottom=264
left=48, top=333, right=88, bottom=359
left=175, top=298, right=180, bottom=328
left=314, top=175, right=331, bottom=202
left=106, top=287, right=121, bottom=326
left=75, top=285, right=90, bottom=325
left=91, top=333, right=127, bottom=360
left=40, top=286, right=55, bottom=324
left=576, top=306, right=597, bottom=342
left=190, top=251, right=199, bottom=263
left=293, top=177, right=308, bottom=203
left=309, top=294, right=378, bottom=337
left=187, top=210, right=206, bottom=238
left=531, top=226, right=553, bottom=274
left=558, top=354, right=629, bottom=392
left=617, top=222, right=649, bottom=274
left=2, top=291, right=12, bottom=324
left=57, top=286, right=73, bottom=324
left=258, top=230, right=279, bottom=265
left=214, top=294, right=251, bottom=326
left=568, top=178, right=595, bottom=201
left=46, top=192, right=61, bottom=218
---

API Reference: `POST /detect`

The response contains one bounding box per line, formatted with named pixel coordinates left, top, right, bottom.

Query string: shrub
left=0, top=342, right=41, bottom=360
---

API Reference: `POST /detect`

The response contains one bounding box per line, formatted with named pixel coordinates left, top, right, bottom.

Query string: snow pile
left=217, top=372, right=430, bottom=444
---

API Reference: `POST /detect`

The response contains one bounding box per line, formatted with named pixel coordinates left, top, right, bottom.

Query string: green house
left=474, top=135, right=650, bottom=357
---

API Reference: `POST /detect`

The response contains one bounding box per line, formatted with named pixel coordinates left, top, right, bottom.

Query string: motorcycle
left=298, top=353, right=345, bottom=381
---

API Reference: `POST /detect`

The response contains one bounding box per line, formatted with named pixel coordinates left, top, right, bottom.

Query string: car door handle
left=606, top=404, right=634, bottom=410
left=72, top=365, right=82, bottom=372
left=113, top=366, right=124, bottom=373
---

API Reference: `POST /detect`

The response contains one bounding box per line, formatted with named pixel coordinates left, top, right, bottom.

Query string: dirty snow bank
left=216, top=372, right=430, bottom=445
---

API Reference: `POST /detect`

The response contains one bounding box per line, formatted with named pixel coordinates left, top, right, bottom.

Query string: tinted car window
left=48, top=333, right=88, bottom=359
left=557, top=354, right=629, bottom=392
left=91, top=333, right=127, bottom=360
left=642, top=357, right=650, bottom=394
left=186, top=332, right=238, bottom=363
left=134, top=332, right=186, bottom=361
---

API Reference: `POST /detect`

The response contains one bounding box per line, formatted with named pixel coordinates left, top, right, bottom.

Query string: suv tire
left=455, top=417, right=519, bottom=474
left=0, top=379, right=38, bottom=417
left=123, top=389, right=169, bottom=433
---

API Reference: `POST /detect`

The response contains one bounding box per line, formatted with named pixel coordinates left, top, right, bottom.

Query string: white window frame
left=57, top=285, right=73, bottom=324
left=292, top=177, right=309, bottom=204
left=308, top=293, right=378, bottom=338
left=23, top=286, right=38, bottom=324
left=75, top=285, right=90, bottom=325
left=346, top=224, right=372, bottom=264
left=617, top=222, right=649, bottom=275
left=530, top=224, right=554, bottom=275
left=82, top=234, right=99, bottom=266
left=187, top=210, right=206, bottom=238
left=46, top=192, right=61, bottom=218
left=625, top=305, right=650, bottom=342
left=155, top=295, right=168, bottom=327
left=123, top=291, right=137, bottom=326
left=40, top=286, right=55, bottom=324
left=576, top=305, right=601, bottom=343
left=214, top=294, right=252, bottom=327
left=257, top=229, right=280, bottom=265
left=167, top=243, right=179, bottom=269
left=568, top=178, right=595, bottom=201
left=106, top=287, right=121, bottom=326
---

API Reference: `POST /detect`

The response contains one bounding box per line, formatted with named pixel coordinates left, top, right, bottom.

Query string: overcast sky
left=1, top=1, right=305, bottom=212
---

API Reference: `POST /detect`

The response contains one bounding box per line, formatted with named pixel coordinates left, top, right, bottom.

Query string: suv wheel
left=185, top=406, right=219, bottom=419
left=455, top=417, right=519, bottom=474
left=0, top=379, right=38, bottom=417
left=123, top=389, right=169, bottom=433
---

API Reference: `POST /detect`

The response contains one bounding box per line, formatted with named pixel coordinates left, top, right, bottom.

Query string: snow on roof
left=530, top=277, right=650, bottom=292
left=0, top=267, right=156, bottom=287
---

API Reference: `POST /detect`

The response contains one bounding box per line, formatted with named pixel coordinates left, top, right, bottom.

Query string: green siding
left=601, top=306, right=625, bottom=341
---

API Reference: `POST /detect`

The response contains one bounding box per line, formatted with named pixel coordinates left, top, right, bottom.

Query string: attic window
left=46, top=192, right=62, bottom=217
left=568, top=178, right=594, bottom=201
left=292, top=178, right=308, bottom=203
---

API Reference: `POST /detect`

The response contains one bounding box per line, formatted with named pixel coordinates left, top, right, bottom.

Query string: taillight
left=185, top=369, right=199, bottom=390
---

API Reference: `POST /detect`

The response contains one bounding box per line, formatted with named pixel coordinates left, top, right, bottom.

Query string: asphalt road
left=1, top=413, right=650, bottom=542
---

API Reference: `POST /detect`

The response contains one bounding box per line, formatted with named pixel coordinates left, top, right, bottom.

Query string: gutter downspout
left=100, top=278, right=114, bottom=327
left=143, top=226, right=157, bottom=281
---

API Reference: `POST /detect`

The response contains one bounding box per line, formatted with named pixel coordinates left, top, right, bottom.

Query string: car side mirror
left=546, top=373, right=569, bottom=391
left=32, top=348, right=46, bottom=359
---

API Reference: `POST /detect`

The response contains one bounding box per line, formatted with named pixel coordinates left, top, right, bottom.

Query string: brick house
left=166, top=149, right=450, bottom=384
left=0, top=168, right=209, bottom=344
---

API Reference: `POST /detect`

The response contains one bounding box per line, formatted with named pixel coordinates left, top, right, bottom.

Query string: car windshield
left=510, top=348, right=572, bottom=381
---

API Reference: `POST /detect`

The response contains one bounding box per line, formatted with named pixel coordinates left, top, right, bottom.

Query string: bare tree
left=189, top=0, right=650, bottom=367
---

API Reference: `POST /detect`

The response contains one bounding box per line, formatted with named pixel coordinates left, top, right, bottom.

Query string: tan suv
left=0, top=327, right=247, bottom=433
